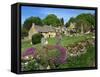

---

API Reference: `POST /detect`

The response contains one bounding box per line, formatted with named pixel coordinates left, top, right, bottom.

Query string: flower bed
left=21, top=38, right=94, bottom=71
left=54, top=45, right=67, bottom=64
left=21, top=47, right=37, bottom=61
left=21, top=45, right=67, bottom=70
left=66, top=39, right=95, bottom=57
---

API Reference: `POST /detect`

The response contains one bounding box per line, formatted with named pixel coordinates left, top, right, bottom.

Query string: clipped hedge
left=32, top=33, right=43, bottom=45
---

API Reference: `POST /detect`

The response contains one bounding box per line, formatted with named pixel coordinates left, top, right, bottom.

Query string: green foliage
left=23, top=16, right=43, bottom=31
left=21, top=34, right=95, bottom=70
left=58, top=46, right=95, bottom=68
left=21, top=28, right=28, bottom=39
left=47, top=49, right=60, bottom=58
left=65, top=13, right=95, bottom=33
left=48, top=34, right=93, bottom=47
left=76, top=13, right=95, bottom=27
left=65, top=17, right=76, bottom=27
left=60, top=18, right=64, bottom=26
left=43, top=14, right=61, bottom=27
left=76, top=13, right=95, bottom=33
left=22, top=59, right=40, bottom=71
left=32, top=33, right=43, bottom=45
left=68, top=17, right=76, bottom=23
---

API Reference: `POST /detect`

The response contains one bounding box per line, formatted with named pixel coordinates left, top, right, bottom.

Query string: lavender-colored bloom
left=22, top=47, right=36, bottom=58
left=55, top=45, right=67, bottom=64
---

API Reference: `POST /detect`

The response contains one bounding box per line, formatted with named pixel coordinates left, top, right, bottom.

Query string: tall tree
left=43, top=14, right=61, bottom=27
left=22, top=16, right=43, bottom=38
left=65, top=17, right=76, bottom=27
left=23, top=16, right=43, bottom=31
left=76, top=13, right=95, bottom=33
left=65, top=13, right=95, bottom=33
left=21, top=28, right=28, bottom=39
left=60, top=18, right=64, bottom=26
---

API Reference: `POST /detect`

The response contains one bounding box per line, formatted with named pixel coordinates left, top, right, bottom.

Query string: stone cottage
left=28, top=23, right=56, bottom=40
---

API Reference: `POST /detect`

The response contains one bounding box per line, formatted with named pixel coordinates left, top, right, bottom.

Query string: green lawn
left=48, top=34, right=93, bottom=46
left=21, top=34, right=93, bottom=52
left=21, top=40, right=32, bottom=52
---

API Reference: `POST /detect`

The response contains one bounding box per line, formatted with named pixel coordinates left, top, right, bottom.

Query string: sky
left=21, top=6, right=95, bottom=25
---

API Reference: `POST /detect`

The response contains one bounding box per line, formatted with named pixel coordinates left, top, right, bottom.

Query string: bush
left=32, top=33, right=43, bottom=45
left=21, top=28, right=28, bottom=39
left=21, top=59, right=40, bottom=71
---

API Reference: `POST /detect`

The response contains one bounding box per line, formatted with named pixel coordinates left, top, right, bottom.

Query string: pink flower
left=55, top=45, right=67, bottom=64
left=22, top=47, right=36, bottom=58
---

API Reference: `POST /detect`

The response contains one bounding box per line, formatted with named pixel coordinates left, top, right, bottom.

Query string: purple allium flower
left=22, top=47, right=36, bottom=58
left=55, top=45, right=67, bottom=64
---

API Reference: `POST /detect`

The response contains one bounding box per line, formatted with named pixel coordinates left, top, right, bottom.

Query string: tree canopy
left=60, top=18, right=64, bottom=26
left=65, top=13, right=95, bottom=33
left=23, top=16, right=43, bottom=31
left=43, top=14, right=62, bottom=27
left=76, top=13, right=95, bottom=27
left=65, top=17, right=76, bottom=27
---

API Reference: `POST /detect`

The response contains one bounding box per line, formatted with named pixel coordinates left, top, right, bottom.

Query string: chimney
left=32, top=23, right=35, bottom=27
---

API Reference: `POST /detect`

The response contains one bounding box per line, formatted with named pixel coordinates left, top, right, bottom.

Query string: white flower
left=47, top=65, right=50, bottom=69
left=24, top=62, right=28, bottom=65
left=25, top=56, right=29, bottom=59
left=92, top=36, right=95, bottom=39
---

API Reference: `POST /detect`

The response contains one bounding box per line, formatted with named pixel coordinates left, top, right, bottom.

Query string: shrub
left=21, top=59, right=40, bottom=71
left=21, top=28, right=28, bottom=39
left=32, top=33, right=43, bottom=45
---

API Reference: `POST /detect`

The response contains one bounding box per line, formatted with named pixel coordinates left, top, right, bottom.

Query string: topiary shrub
left=32, top=33, right=43, bottom=45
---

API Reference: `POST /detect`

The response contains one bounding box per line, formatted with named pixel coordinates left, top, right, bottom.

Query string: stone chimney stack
left=32, top=23, right=35, bottom=27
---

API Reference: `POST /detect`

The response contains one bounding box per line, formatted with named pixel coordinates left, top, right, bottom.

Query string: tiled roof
left=34, top=25, right=55, bottom=32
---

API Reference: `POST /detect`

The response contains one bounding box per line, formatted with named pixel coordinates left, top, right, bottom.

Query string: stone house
left=28, top=23, right=56, bottom=40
